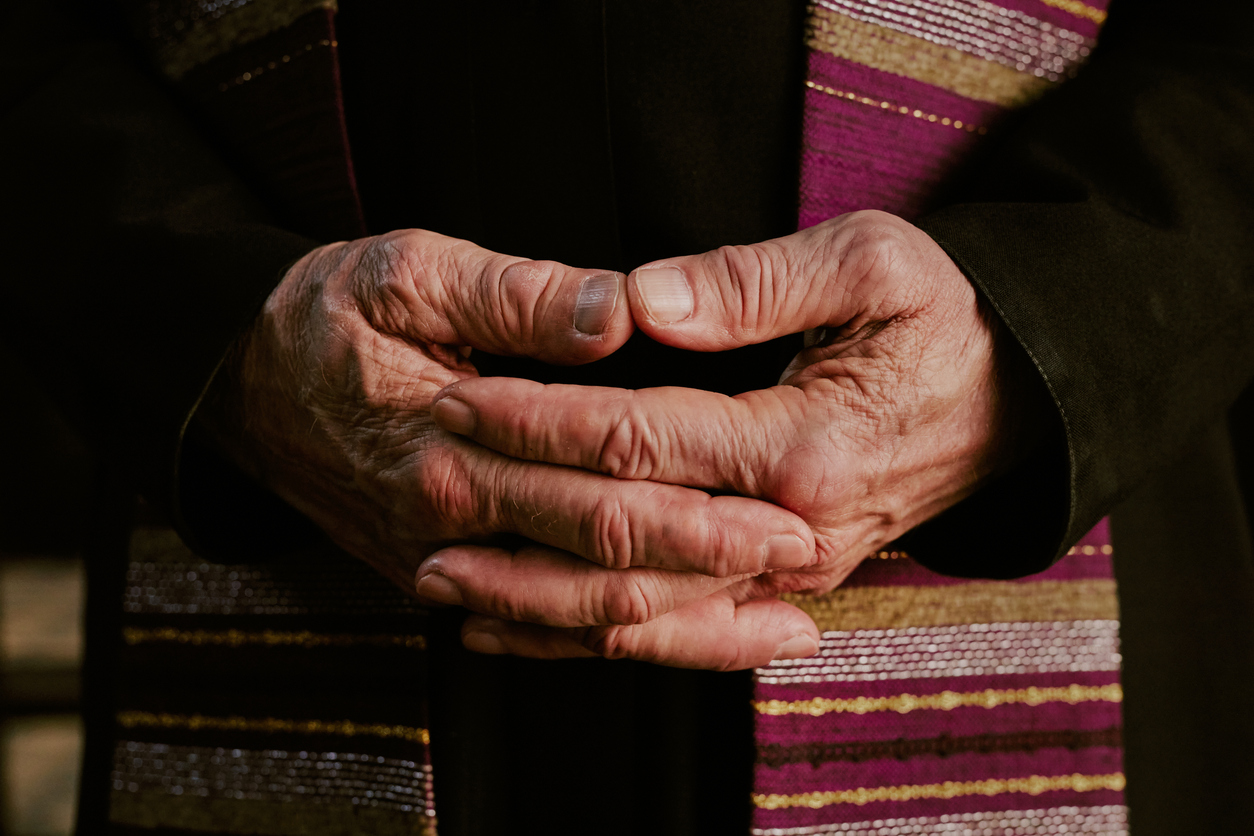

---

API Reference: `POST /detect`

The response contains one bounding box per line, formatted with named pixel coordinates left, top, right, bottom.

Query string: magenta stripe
left=1075, top=516, right=1111, bottom=547
left=987, top=0, right=1107, bottom=39
left=756, top=673, right=1122, bottom=746
left=754, top=745, right=1124, bottom=795
left=799, top=54, right=1005, bottom=225
left=755, top=699, right=1123, bottom=749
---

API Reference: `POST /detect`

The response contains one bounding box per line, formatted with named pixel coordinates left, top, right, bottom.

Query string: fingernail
left=431, top=397, right=475, bottom=436
left=463, top=630, right=507, bottom=654
left=574, top=272, right=622, bottom=335
left=634, top=266, right=693, bottom=324
left=415, top=572, right=463, bottom=606
left=764, top=534, right=811, bottom=569
left=773, top=633, right=819, bottom=661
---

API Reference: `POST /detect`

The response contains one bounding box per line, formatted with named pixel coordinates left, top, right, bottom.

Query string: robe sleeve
left=905, top=0, right=1254, bottom=577
left=0, top=0, right=318, bottom=530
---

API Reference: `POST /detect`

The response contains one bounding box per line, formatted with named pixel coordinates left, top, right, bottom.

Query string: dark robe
left=0, top=1, right=1252, bottom=834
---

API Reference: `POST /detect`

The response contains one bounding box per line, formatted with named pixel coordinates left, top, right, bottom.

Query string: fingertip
left=764, top=534, right=813, bottom=571
left=573, top=271, right=625, bottom=336
left=461, top=617, right=599, bottom=659
left=488, top=261, right=633, bottom=365
left=462, top=616, right=509, bottom=655
left=564, top=269, right=634, bottom=362
left=630, top=264, right=694, bottom=326
left=463, top=632, right=508, bottom=655
left=414, top=570, right=463, bottom=607
left=727, top=598, right=820, bottom=668
left=626, top=256, right=733, bottom=350
left=772, top=632, right=820, bottom=662
left=430, top=395, right=476, bottom=436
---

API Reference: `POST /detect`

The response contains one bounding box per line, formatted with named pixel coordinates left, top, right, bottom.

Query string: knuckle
left=714, top=647, right=751, bottom=673
left=714, top=242, right=793, bottom=337
left=587, top=497, right=636, bottom=570
left=596, top=401, right=665, bottom=479
left=417, top=446, right=486, bottom=539
left=600, top=576, right=654, bottom=626
left=837, top=212, right=926, bottom=298
left=699, top=514, right=739, bottom=578
left=497, top=260, right=560, bottom=343
left=352, top=235, right=424, bottom=330
left=500, top=259, right=557, bottom=303
left=584, top=626, right=635, bottom=661
left=482, top=586, right=529, bottom=623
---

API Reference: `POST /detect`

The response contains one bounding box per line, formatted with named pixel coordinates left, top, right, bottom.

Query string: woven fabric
left=115, top=0, right=366, bottom=241
left=798, top=0, right=1104, bottom=226
left=109, top=526, right=438, bottom=835
left=752, top=2, right=1120, bottom=832
left=104, top=1, right=1120, bottom=832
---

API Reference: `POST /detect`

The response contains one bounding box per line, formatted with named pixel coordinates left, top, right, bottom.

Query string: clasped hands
left=210, top=210, right=1019, bottom=671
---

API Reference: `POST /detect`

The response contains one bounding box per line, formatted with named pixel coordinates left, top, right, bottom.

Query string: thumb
left=626, top=212, right=904, bottom=351
left=354, top=229, right=634, bottom=365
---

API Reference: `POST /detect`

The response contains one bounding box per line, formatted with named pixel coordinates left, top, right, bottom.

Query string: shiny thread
left=116, top=711, right=430, bottom=745
left=752, top=683, right=1123, bottom=716
left=753, top=772, right=1126, bottom=809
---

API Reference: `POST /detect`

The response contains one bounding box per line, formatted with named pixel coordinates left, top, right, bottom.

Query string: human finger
left=415, top=544, right=741, bottom=627
left=461, top=594, right=820, bottom=671
left=432, top=379, right=815, bottom=494
left=624, top=210, right=926, bottom=351
left=347, top=228, right=634, bottom=364
left=447, top=440, right=815, bottom=575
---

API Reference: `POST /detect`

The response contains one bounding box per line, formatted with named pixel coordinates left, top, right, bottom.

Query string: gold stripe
left=753, top=683, right=1122, bottom=717
left=784, top=578, right=1119, bottom=632
left=807, top=7, right=1052, bottom=107
left=753, top=772, right=1126, bottom=810
left=1038, top=0, right=1107, bottom=24
left=1068, top=543, right=1113, bottom=555
left=217, top=39, right=337, bottom=92
left=122, top=627, right=425, bottom=650
left=116, top=711, right=430, bottom=746
left=157, top=0, right=338, bottom=80
left=805, top=80, right=989, bottom=135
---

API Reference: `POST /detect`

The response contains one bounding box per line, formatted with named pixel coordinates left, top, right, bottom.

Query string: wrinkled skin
left=200, top=229, right=817, bottom=621
left=423, top=211, right=1035, bottom=670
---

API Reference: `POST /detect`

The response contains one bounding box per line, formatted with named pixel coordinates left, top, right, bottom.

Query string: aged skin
left=425, top=211, right=1029, bottom=670
left=200, top=227, right=818, bottom=646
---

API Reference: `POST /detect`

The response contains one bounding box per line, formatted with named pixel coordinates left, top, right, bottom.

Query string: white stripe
left=752, top=804, right=1128, bottom=835
left=813, top=0, right=1094, bottom=81
left=113, top=741, right=435, bottom=813
left=755, top=620, right=1120, bottom=684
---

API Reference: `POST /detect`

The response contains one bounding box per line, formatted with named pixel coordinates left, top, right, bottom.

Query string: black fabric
left=336, top=0, right=808, bottom=399
left=335, top=4, right=804, bottom=833
left=1111, top=418, right=1254, bottom=835
left=0, top=0, right=319, bottom=519
left=2, top=0, right=1253, bottom=833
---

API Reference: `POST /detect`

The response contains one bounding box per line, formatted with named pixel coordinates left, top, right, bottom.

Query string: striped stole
left=108, top=1, right=1122, bottom=833
left=749, top=2, right=1124, bottom=834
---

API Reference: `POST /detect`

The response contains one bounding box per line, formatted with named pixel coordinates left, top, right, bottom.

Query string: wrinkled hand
left=426, top=210, right=1033, bottom=669
left=199, top=229, right=814, bottom=593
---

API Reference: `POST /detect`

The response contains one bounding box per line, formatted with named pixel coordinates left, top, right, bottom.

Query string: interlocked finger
left=448, top=440, right=815, bottom=575
left=416, top=544, right=741, bottom=627
left=434, top=379, right=813, bottom=494
left=460, top=592, right=820, bottom=671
